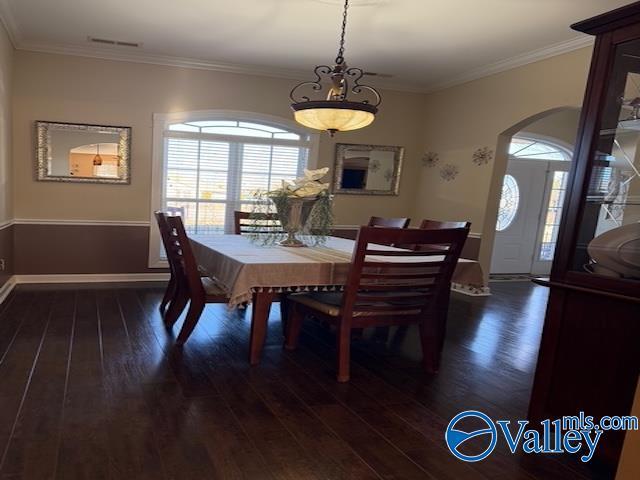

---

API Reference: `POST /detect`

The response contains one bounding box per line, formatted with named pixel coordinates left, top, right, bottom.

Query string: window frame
left=509, top=134, right=573, bottom=162
left=149, top=110, right=320, bottom=268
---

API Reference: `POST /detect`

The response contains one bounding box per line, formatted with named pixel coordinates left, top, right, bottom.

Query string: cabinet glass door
left=572, top=38, right=640, bottom=282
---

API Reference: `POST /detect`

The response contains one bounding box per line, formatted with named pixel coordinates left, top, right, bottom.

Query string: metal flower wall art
left=440, top=164, right=459, bottom=182
left=422, top=151, right=440, bottom=168
left=472, top=147, right=493, bottom=166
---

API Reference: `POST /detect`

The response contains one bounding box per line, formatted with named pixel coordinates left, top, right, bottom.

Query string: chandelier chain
left=335, top=0, right=349, bottom=64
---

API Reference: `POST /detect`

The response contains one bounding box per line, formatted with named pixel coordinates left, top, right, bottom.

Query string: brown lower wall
left=14, top=224, right=165, bottom=275
left=0, top=224, right=14, bottom=287
left=10, top=224, right=481, bottom=277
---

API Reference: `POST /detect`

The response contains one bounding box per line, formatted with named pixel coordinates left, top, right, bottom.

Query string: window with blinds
left=162, top=120, right=310, bottom=234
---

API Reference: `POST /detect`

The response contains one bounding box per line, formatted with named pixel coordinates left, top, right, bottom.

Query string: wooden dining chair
left=367, top=216, right=411, bottom=229
left=234, top=211, right=284, bottom=235
left=284, top=225, right=470, bottom=382
left=413, top=219, right=471, bottom=253
left=155, top=211, right=181, bottom=320
left=163, top=214, right=228, bottom=345
left=234, top=210, right=290, bottom=324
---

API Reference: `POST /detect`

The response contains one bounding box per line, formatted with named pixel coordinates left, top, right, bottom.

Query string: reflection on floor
left=0, top=281, right=612, bottom=479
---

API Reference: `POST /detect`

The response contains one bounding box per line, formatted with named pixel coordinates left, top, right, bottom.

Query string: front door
left=491, top=160, right=548, bottom=274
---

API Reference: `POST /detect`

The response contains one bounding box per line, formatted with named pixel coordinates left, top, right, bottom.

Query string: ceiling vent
left=87, top=36, right=142, bottom=48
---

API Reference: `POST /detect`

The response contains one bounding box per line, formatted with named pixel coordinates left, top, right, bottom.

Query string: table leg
left=249, top=291, right=277, bottom=365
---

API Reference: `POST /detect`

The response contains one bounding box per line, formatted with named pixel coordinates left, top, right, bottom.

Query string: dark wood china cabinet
left=529, top=1, right=640, bottom=473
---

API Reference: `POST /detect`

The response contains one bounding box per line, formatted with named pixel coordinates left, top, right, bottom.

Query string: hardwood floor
left=0, top=282, right=613, bottom=479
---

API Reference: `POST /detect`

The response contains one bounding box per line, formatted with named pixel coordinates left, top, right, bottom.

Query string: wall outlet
left=0, top=259, right=5, bottom=271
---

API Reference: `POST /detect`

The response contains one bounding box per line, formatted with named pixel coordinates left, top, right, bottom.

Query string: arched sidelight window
left=496, top=174, right=520, bottom=232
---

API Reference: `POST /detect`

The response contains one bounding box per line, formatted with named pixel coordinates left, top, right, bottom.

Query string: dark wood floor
left=0, top=282, right=613, bottom=479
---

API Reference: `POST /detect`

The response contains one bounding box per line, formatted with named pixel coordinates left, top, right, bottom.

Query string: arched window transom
left=162, top=115, right=314, bottom=235
left=509, top=137, right=571, bottom=161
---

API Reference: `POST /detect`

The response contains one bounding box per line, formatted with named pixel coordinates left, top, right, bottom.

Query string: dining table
left=189, top=234, right=486, bottom=365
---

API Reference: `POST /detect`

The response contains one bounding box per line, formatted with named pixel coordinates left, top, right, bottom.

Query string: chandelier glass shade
left=290, top=0, right=381, bottom=135
left=293, top=101, right=376, bottom=132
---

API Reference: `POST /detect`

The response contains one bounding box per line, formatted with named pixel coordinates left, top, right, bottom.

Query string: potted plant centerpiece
left=249, top=167, right=334, bottom=247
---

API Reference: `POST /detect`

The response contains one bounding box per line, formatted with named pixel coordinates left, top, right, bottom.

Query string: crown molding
left=425, top=35, right=595, bottom=93
left=0, top=0, right=21, bottom=46
left=13, top=39, right=427, bottom=93
left=17, top=40, right=312, bottom=81
left=14, top=34, right=596, bottom=94
left=0, top=0, right=594, bottom=96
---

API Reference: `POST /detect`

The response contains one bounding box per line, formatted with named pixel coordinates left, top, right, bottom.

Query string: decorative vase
left=275, top=196, right=317, bottom=247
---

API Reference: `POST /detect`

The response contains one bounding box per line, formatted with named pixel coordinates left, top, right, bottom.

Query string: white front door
left=491, top=161, right=548, bottom=274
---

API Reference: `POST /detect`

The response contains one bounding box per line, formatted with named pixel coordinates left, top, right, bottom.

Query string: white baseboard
left=13, top=273, right=170, bottom=284
left=1, top=273, right=488, bottom=308
left=0, top=276, right=17, bottom=305
left=0, top=273, right=170, bottom=306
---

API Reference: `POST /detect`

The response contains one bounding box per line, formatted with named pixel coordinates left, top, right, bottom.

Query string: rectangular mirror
left=36, top=121, right=131, bottom=184
left=333, top=143, right=403, bottom=195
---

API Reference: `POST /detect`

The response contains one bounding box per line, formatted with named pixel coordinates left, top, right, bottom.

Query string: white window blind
left=162, top=120, right=310, bottom=234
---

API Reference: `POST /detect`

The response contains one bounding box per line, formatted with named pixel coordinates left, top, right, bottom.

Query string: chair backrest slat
left=234, top=211, right=284, bottom=235
left=355, top=283, right=436, bottom=291
left=341, top=225, right=470, bottom=317
left=362, top=260, right=448, bottom=269
left=155, top=211, right=178, bottom=276
left=164, top=214, right=205, bottom=298
left=420, top=219, right=470, bottom=230
left=368, top=216, right=411, bottom=229
left=365, top=249, right=449, bottom=257
left=360, top=272, right=440, bottom=280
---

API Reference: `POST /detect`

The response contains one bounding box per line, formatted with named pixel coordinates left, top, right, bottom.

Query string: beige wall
left=0, top=21, right=13, bottom=288
left=0, top=21, right=11, bottom=224
left=520, top=107, right=581, bottom=148
left=414, top=47, right=594, bottom=276
left=9, top=45, right=599, bottom=278
left=12, top=51, right=426, bottom=226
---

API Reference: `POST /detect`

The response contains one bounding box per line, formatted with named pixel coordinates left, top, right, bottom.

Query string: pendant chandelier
left=290, top=0, right=381, bottom=136
left=93, top=143, right=103, bottom=166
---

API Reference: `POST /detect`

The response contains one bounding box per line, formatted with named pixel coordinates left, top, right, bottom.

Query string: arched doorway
left=491, top=135, right=572, bottom=275
left=479, top=107, right=581, bottom=279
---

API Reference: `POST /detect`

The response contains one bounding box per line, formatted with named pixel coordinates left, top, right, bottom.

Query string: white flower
left=274, top=167, right=330, bottom=198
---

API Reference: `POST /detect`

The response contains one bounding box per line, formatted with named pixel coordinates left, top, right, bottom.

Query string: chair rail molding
left=12, top=218, right=151, bottom=227
left=14, top=273, right=170, bottom=284
left=0, top=219, right=13, bottom=230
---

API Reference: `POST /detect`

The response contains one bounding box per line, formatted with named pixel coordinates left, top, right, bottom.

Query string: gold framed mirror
left=333, top=143, right=403, bottom=195
left=35, top=121, right=131, bottom=184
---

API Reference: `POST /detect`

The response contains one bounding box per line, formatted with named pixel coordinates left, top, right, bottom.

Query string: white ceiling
left=0, top=0, right=633, bottom=91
